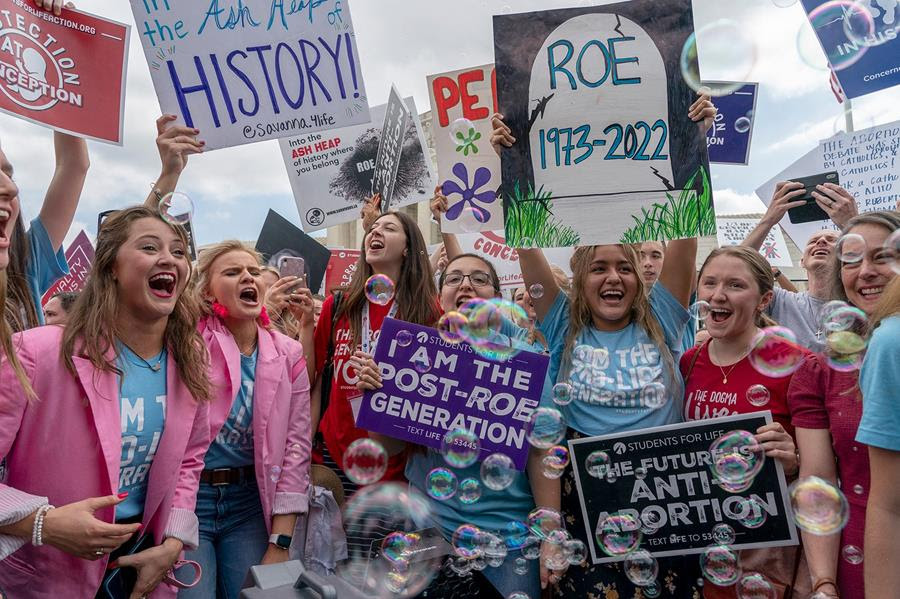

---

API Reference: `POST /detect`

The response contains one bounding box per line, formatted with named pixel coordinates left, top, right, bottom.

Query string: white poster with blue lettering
left=129, top=0, right=370, bottom=150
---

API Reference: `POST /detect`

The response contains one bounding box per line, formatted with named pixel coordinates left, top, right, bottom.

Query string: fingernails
left=107, top=560, right=119, bottom=570
left=136, top=524, right=143, bottom=531
left=117, top=492, right=129, bottom=499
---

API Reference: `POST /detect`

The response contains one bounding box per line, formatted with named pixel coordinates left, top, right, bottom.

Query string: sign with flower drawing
left=427, top=64, right=504, bottom=233
left=493, top=1, right=715, bottom=247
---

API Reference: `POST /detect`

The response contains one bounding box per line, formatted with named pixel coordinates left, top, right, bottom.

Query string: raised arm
left=144, top=115, right=203, bottom=209
left=657, top=238, right=697, bottom=308
left=742, top=182, right=806, bottom=251
left=39, top=132, right=89, bottom=250
left=429, top=187, right=462, bottom=261
left=517, top=248, right=559, bottom=322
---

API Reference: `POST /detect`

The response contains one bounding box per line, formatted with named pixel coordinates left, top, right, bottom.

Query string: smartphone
left=278, top=256, right=307, bottom=290
left=787, top=172, right=839, bottom=224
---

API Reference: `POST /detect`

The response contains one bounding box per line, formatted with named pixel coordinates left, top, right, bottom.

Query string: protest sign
left=129, top=0, right=369, bottom=151
left=324, top=248, right=360, bottom=293
left=279, top=97, right=433, bottom=232
left=569, top=412, right=798, bottom=564
left=427, top=64, right=504, bottom=233
left=801, top=0, right=900, bottom=100
left=255, top=209, right=331, bottom=293
left=705, top=82, right=757, bottom=166
left=41, top=230, right=94, bottom=304
left=493, top=1, right=714, bottom=247
left=356, top=318, right=550, bottom=470
left=370, top=85, right=410, bottom=212
left=0, top=0, right=129, bottom=144
left=756, top=119, right=900, bottom=247
left=716, top=218, right=792, bottom=268
left=430, top=230, right=573, bottom=290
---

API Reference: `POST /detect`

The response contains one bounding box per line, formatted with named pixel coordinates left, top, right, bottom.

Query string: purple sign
left=356, top=318, right=550, bottom=470
left=705, top=82, right=758, bottom=166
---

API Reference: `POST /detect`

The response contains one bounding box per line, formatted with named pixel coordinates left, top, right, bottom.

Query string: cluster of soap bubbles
left=748, top=326, right=806, bottom=378
left=436, top=298, right=530, bottom=362
left=158, top=191, right=194, bottom=226
left=789, top=476, right=850, bottom=535
left=709, top=430, right=765, bottom=492
left=365, top=274, right=395, bottom=306
left=821, top=301, right=869, bottom=371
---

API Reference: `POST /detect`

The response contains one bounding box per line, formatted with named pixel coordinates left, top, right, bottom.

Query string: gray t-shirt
left=767, top=287, right=827, bottom=353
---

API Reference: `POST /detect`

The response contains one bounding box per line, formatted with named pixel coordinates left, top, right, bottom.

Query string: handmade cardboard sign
left=41, top=230, right=94, bottom=304
left=569, top=413, right=798, bottom=564
left=705, top=82, right=758, bottom=166
left=356, top=318, right=549, bottom=471
left=0, top=1, right=129, bottom=144
left=371, top=84, right=410, bottom=212
left=716, top=218, right=792, bottom=268
left=493, top=1, right=714, bottom=247
left=129, top=0, right=369, bottom=150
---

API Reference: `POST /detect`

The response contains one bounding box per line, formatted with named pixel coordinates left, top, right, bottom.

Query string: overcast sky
left=4, top=0, right=899, bottom=249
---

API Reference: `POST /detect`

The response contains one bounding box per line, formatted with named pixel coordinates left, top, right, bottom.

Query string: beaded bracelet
left=31, top=504, right=54, bottom=547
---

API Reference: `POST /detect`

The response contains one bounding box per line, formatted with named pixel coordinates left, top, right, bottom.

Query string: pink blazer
left=200, top=316, right=311, bottom=529
left=0, top=326, right=210, bottom=599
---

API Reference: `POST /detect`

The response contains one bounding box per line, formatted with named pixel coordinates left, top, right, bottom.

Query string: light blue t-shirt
left=26, top=217, right=68, bottom=326
left=678, top=290, right=698, bottom=353
left=857, top=315, right=900, bottom=451
left=117, top=345, right=167, bottom=520
left=205, top=350, right=257, bottom=469
left=538, top=284, right=689, bottom=437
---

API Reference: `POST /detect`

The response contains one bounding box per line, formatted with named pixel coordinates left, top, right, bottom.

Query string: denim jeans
left=178, top=478, right=268, bottom=599
left=480, top=551, right=540, bottom=599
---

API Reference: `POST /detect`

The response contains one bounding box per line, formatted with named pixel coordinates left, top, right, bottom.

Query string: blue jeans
left=178, top=479, right=268, bottom=599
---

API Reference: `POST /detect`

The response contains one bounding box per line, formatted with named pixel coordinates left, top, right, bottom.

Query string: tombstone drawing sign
left=493, top=1, right=714, bottom=247
left=371, top=85, right=411, bottom=211
left=716, top=218, right=792, bottom=268
left=128, top=0, right=370, bottom=151
left=427, top=64, right=503, bottom=233
left=41, top=230, right=94, bottom=304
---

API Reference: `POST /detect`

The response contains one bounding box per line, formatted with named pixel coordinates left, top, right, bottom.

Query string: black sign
left=254, top=209, right=332, bottom=294
left=568, top=412, right=798, bottom=564
left=370, top=84, right=411, bottom=212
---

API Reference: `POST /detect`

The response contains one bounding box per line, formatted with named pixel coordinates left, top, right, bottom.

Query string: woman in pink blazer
left=183, top=240, right=312, bottom=599
left=0, top=206, right=212, bottom=599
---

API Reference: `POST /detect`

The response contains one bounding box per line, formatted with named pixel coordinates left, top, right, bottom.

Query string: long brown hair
left=0, top=270, right=33, bottom=396
left=698, top=245, right=777, bottom=328
left=3, top=215, right=39, bottom=331
left=61, top=206, right=211, bottom=402
left=337, top=211, right=439, bottom=346
left=562, top=244, right=675, bottom=382
left=830, top=211, right=900, bottom=304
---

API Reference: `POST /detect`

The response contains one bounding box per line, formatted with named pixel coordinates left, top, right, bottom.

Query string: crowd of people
left=0, top=6, right=899, bottom=599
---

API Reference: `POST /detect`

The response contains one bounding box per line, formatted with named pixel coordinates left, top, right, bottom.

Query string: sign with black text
left=371, top=85, right=410, bottom=211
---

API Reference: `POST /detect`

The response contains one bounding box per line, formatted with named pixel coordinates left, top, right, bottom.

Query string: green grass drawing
left=505, top=181, right=581, bottom=247
left=619, top=166, right=715, bottom=244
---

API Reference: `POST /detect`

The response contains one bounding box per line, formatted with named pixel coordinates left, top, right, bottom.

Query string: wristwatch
left=268, top=534, right=292, bottom=550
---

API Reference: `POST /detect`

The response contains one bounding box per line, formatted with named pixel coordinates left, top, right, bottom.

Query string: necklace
left=708, top=341, right=743, bottom=385
left=119, top=340, right=165, bottom=372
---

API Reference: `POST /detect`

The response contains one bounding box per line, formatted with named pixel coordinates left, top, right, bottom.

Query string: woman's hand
left=762, top=182, right=807, bottom=226
left=812, top=182, right=858, bottom=228
left=539, top=539, right=569, bottom=589
left=260, top=544, right=290, bottom=565
left=689, top=93, right=717, bottom=134
left=41, top=494, right=142, bottom=560
left=360, top=194, right=381, bottom=231
left=33, top=0, right=68, bottom=15
left=490, top=113, right=515, bottom=157
left=430, top=186, right=449, bottom=222
left=115, top=537, right=183, bottom=599
left=755, top=422, right=799, bottom=476
left=155, top=115, right=203, bottom=178
left=265, top=276, right=302, bottom=315
left=285, top=286, right=315, bottom=328
left=350, top=351, right=382, bottom=391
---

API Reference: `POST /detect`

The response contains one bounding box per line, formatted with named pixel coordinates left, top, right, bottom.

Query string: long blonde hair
left=61, top=207, right=211, bottom=402
left=0, top=270, right=33, bottom=397
left=869, top=276, right=900, bottom=331
left=194, top=240, right=265, bottom=320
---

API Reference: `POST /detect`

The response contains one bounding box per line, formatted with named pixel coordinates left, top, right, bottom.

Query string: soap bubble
left=853, top=484, right=864, bottom=495
left=461, top=298, right=526, bottom=361
left=634, top=466, right=648, bottom=480
left=595, top=512, right=642, bottom=557
left=690, top=300, right=711, bottom=321
left=543, top=529, right=571, bottom=570
left=480, top=453, right=515, bottom=491
left=771, top=0, right=797, bottom=6
left=640, top=510, right=664, bottom=535
left=842, top=544, right=863, bottom=564
left=503, top=520, right=529, bottom=549
left=700, top=544, right=741, bottom=586
left=836, top=233, right=866, bottom=264
left=449, top=118, right=477, bottom=147
left=641, top=382, right=668, bottom=410
left=520, top=534, right=542, bottom=560
left=365, top=274, right=395, bottom=305
left=564, top=539, right=587, bottom=565
left=679, top=20, right=757, bottom=96
left=709, top=430, right=765, bottom=486
left=344, top=438, right=388, bottom=485
left=643, top=582, right=662, bottom=598
left=396, top=330, right=413, bottom=347
left=457, top=204, right=490, bottom=233
left=527, top=507, right=563, bottom=539
left=458, top=478, right=482, bottom=505
left=425, top=467, right=458, bottom=501
left=734, top=116, right=752, bottom=134
left=789, top=476, right=849, bottom=535
left=438, top=311, right=468, bottom=344
left=795, top=19, right=830, bottom=71
left=624, top=549, right=658, bottom=586
left=551, top=382, right=574, bottom=406
left=738, top=497, right=768, bottom=529
left=748, top=326, right=805, bottom=377
left=823, top=305, right=868, bottom=367
left=528, top=283, right=544, bottom=299
left=746, top=385, right=771, bottom=408
left=885, top=229, right=900, bottom=274
left=712, top=523, right=736, bottom=545
left=381, top=531, right=417, bottom=565
left=441, top=428, right=480, bottom=468
left=158, top=191, right=193, bottom=225
left=585, top=450, right=611, bottom=479
left=448, top=555, right=472, bottom=576
left=269, top=465, right=282, bottom=483
left=452, top=523, right=485, bottom=558
left=483, top=532, right=508, bottom=563
left=513, top=557, right=528, bottom=575
left=506, top=592, right=529, bottom=599
left=736, top=572, right=776, bottom=599
left=808, top=1, right=875, bottom=71
left=541, top=445, right=570, bottom=479
left=527, top=407, right=566, bottom=449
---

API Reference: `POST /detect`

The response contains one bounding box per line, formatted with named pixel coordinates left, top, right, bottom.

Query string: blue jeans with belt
left=178, top=477, right=268, bottom=599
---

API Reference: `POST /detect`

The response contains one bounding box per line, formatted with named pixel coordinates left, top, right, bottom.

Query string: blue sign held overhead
left=705, top=82, right=758, bottom=166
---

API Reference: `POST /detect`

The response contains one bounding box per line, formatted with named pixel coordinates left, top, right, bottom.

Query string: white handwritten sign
left=716, top=218, right=793, bottom=268
left=129, top=0, right=370, bottom=150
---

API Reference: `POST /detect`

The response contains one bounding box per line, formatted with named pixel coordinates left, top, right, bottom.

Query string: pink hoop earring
left=211, top=301, right=229, bottom=319
left=258, top=305, right=271, bottom=328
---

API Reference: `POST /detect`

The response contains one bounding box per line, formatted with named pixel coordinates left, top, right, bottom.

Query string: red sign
left=324, top=249, right=360, bottom=294
left=41, top=230, right=93, bottom=304
left=0, top=0, right=130, bottom=144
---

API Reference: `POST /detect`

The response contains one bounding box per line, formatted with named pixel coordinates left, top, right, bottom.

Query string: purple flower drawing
left=442, top=163, right=497, bottom=223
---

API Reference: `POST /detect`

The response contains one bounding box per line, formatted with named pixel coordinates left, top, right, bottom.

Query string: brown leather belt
left=200, top=465, right=255, bottom=486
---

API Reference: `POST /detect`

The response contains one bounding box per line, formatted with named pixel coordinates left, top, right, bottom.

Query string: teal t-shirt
left=117, top=345, right=167, bottom=520
left=205, top=349, right=257, bottom=469
left=26, top=217, right=68, bottom=325
left=537, top=284, right=689, bottom=437
left=857, top=315, right=900, bottom=451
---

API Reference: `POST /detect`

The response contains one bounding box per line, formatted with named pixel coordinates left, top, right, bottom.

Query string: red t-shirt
left=680, top=342, right=802, bottom=435
left=313, top=294, right=407, bottom=482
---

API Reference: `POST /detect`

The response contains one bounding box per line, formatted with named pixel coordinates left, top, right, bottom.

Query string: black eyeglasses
left=443, top=271, right=493, bottom=288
